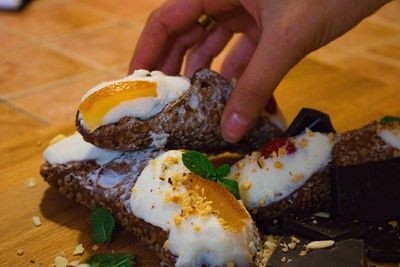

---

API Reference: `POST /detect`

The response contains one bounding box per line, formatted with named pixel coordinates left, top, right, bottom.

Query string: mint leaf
left=218, top=178, right=241, bottom=200
left=87, top=253, right=135, bottom=267
left=91, top=207, right=115, bottom=243
left=380, top=116, right=400, bottom=124
left=215, top=164, right=231, bottom=178
left=182, top=151, right=215, bottom=180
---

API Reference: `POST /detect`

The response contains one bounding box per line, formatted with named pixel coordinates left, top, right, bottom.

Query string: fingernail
left=222, top=112, right=250, bottom=143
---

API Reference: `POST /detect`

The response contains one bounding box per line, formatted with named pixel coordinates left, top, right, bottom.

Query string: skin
left=129, top=0, right=391, bottom=143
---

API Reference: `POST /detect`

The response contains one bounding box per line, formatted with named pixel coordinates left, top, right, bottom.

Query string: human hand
left=129, top=0, right=390, bottom=142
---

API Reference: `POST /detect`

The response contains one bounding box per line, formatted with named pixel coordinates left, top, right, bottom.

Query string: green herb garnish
left=91, top=207, right=116, bottom=243
left=380, top=116, right=400, bottom=124
left=182, top=151, right=240, bottom=199
left=87, top=253, right=135, bottom=267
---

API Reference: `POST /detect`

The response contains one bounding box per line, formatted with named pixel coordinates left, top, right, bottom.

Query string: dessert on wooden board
left=76, top=68, right=283, bottom=153
left=40, top=67, right=400, bottom=266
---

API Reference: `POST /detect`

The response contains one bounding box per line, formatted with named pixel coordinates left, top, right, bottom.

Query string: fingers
left=220, top=34, right=257, bottom=82
left=184, top=26, right=233, bottom=77
left=157, top=26, right=204, bottom=75
left=129, top=0, right=237, bottom=74
left=221, top=31, right=304, bottom=143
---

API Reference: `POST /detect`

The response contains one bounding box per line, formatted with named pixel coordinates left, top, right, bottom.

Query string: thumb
left=221, top=32, right=304, bottom=143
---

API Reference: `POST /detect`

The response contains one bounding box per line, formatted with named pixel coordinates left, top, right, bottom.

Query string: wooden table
left=0, top=1, right=399, bottom=266
left=1, top=58, right=399, bottom=266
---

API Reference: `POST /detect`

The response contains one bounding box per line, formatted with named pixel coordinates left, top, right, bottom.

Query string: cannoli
left=227, top=118, right=400, bottom=223
left=76, top=69, right=283, bottom=152
left=40, top=134, right=261, bottom=266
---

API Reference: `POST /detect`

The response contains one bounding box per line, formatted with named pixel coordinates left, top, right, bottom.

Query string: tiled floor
left=0, top=0, right=399, bottom=143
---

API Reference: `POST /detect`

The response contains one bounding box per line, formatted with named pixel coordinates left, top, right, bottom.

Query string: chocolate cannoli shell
left=252, top=168, right=331, bottom=228
left=40, top=150, right=178, bottom=266
left=76, top=69, right=283, bottom=153
left=332, top=121, right=400, bottom=166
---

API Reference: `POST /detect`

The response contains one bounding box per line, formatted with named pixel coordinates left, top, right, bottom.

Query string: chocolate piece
left=282, top=213, right=367, bottom=241
left=284, top=108, right=335, bottom=137
left=363, top=222, right=400, bottom=262
left=273, top=239, right=367, bottom=267
left=267, top=235, right=308, bottom=267
left=331, top=157, right=400, bottom=221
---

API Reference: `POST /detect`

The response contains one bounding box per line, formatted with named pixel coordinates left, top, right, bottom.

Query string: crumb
left=16, top=249, right=24, bottom=256
left=25, top=177, right=38, bottom=188
left=54, top=255, right=68, bottom=267
left=306, top=128, right=315, bottom=137
left=378, top=226, right=383, bottom=231
left=35, top=140, right=42, bottom=147
left=163, top=240, right=169, bottom=250
left=312, top=219, right=318, bottom=224
left=281, top=256, right=287, bottom=262
left=299, top=250, right=307, bottom=256
left=91, top=245, right=99, bottom=251
left=69, top=260, right=80, bottom=267
left=194, top=224, right=201, bottom=232
left=30, top=259, right=35, bottom=264
left=73, top=244, right=84, bottom=256
left=288, top=242, right=297, bottom=250
left=32, top=216, right=41, bottom=227
left=274, top=161, right=284, bottom=169
left=242, top=182, right=252, bottom=190
left=388, top=220, right=398, bottom=228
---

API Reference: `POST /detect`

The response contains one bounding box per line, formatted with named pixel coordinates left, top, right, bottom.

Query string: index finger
left=129, top=0, right=238, bottom=73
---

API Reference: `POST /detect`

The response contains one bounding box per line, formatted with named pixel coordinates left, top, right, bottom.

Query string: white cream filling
left=130, top=151, right=258, bottom=267
left=80, top=70, right=191, bottom=127
left=379, top=129, right=400, bottom=150
left=44, top=134, right=122, bottom=165
left=229, top=132, right=336, bottom=209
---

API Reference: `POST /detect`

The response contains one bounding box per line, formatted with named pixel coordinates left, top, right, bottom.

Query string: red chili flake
left=261, top=138, right=296, bottom=158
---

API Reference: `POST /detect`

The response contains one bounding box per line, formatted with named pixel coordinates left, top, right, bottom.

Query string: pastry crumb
left=69, top=260, right=80, bottom=267
left=73, top=244, right=84, bottom=256
left=32, top=216, right=41, bottom=227
left=25, top=177, right=38, bottom=188
left=55, top=255, right=68, bottom=267
left=91, top=245, right=99, bottom=251
left=16, top=249, right=24, bottom=256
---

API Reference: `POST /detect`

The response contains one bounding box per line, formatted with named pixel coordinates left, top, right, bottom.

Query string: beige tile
left=10, top=71, right=125, bottom=126
left=0, top=45, right=93, bottom=97
left=0, top=103, right=47, bottom=142
left=49, top=22, right=142, bottom=67
left=80, top=0, right=162, bottom=22
left=0, top=1, right=110, bottom=37
left=369, top=38, right=400, bottom=62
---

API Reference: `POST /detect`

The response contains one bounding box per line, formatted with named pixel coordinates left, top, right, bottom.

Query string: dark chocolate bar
left=331, top=157, right=400, bottom=221
left=282, top=213, right=367, bottom=241
left=281, top=239, right=366, bottom=267
left=284, top=108, right=335, bottom=137
left=363, top=222, right=400, bottom=262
